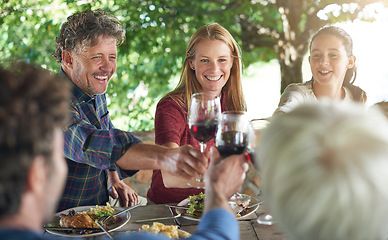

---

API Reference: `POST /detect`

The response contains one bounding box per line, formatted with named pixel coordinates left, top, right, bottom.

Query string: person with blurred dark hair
left=0, top=62, right=70, bottom=239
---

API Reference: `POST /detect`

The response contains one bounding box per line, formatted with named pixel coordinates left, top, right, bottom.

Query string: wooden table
left=44, top=199, right=286, bottom=239
left=114, top=198, right=285, bottom=240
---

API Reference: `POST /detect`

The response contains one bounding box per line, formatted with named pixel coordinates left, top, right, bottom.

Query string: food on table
left=229, top=196, right=252, bottom=208
left=57, top=203, right=118, bottom=234
left=81, top=203, right=117, bottom=224
left=185, top=193, right=255, bottom=218
left=186, top=192, right=205, bottom=217
left=141, top=222, right=191, bottom=239
left=231, top=196, right=255, bottom=217
left=59, top=213, right=95, bottom=228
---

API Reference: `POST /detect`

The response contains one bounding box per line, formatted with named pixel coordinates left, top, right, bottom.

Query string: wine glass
left=249, top=119, right=274, bottom=225
left=215, top=111, right=253, bottom=204
left=254, top=157, right=274, bottom=225
left=187, top=92, right=221, bottom=188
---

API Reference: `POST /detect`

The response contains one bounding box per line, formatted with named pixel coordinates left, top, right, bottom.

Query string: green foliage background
left=1, top=0, right=273, bottom=131
left=1, top=0, right=386, bottom=131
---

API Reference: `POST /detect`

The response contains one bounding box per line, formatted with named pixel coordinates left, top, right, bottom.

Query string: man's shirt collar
left=59, top=67, right=95, bottom=104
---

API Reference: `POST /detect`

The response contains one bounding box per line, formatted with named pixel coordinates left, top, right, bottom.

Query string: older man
left=54, top=9, right=209, bottom=211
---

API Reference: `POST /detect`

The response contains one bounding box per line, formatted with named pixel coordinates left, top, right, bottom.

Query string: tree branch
left=238, top=16, right=281, bottom=40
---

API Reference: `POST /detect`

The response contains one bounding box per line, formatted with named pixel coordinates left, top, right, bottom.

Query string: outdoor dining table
left=44, top=197, right=286, bottom=239
left=124, top=203, right=284, bottom=240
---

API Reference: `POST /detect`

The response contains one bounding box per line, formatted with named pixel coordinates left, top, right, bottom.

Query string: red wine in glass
left=189, top=119, right=218, bottom=144
left=187, top=92, right=221, bottom=188
left=216, top=131, right=248, bottom=158
left=216, top=111, right=252, bottom=205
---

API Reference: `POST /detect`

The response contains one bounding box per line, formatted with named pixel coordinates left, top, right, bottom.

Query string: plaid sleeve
left=64, top=105, right=142, bottom=170
left=107, top=117, right=139, bottom=178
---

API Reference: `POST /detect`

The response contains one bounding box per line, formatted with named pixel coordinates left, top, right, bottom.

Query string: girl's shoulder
left=283, top=81, right=313, bottom=96
left=286, top=81, right=312, bottom=90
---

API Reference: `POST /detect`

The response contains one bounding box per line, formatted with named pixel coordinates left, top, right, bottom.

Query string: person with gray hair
left=258, top=101, right=388, bottom=240
left=54, top=9, right=209, bottom=211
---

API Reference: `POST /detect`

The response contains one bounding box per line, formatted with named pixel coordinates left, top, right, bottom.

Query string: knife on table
left=44, top=227, right=102, bottom=232
left=168, top=206, right=181, bottom=227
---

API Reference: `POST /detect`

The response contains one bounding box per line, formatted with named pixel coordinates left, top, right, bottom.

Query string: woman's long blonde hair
left=164, top=23, right=246, bottom=112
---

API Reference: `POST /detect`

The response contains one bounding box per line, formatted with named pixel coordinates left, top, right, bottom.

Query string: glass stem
left=199, top=142, right=206, bottom=153
left=196, top=142, right=207, bottom=183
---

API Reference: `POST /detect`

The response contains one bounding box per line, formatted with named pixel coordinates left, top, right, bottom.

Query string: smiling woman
left=243, top=6, right=388, bottom=121
left=147, top=23, right=247, bottom=204
left=188, top=38, right=233, bottom=97
left=272, top=25, right=367, bottom=117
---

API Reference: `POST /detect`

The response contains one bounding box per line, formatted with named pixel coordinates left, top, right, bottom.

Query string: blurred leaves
left=0, top=0, right=385, bottom=131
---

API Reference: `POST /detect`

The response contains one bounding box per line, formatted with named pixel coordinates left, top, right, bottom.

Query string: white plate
left=46, top=206, right=131, bottom=237
left=174, top=194, right=259, bottom=221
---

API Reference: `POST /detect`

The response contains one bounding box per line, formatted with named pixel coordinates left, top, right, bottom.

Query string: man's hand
left=204, top=147, right=248, bottom=214
left=116, top=143, right=209, bottom=180
left=160, top=145, right=209, bottom=179
left=108, top=171, right=139, bottom=207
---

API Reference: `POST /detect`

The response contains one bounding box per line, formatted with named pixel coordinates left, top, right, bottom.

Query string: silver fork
left=95, top=221, right=114, bottom=239
left=168, top=206, right=181, bottom=227
left=99, top=203, right=141, bottom=224
left=96, top=203, right=141, bottom=239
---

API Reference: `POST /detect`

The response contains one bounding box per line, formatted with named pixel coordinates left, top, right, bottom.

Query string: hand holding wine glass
left=187, top=92, right=221, bottom=188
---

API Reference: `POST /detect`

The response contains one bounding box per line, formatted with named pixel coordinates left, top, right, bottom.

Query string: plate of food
left=45, top=203, right=131, bottom=237
left=174, top=193, right=260, bottom=221
left=140, top=222, right=191, bottom=239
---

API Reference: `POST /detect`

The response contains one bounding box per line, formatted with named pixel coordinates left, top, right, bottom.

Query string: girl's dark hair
left=310, top=26, right=366, bottom=102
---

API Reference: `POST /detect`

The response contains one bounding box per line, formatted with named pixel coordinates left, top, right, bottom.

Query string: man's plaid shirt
left=57, top=69, right=141, bottom=212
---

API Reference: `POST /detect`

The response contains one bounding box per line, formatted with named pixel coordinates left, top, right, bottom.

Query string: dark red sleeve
left=154, top=97, right=186, bottom=146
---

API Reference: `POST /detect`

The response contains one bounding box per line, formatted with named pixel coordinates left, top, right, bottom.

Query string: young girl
left=273, top=26, right=367, bottom=116
left=147, top=23, right=246, bottom=204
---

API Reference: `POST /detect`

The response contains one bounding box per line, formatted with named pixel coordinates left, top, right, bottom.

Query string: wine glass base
left=257, top=214, right=274, bottom=225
